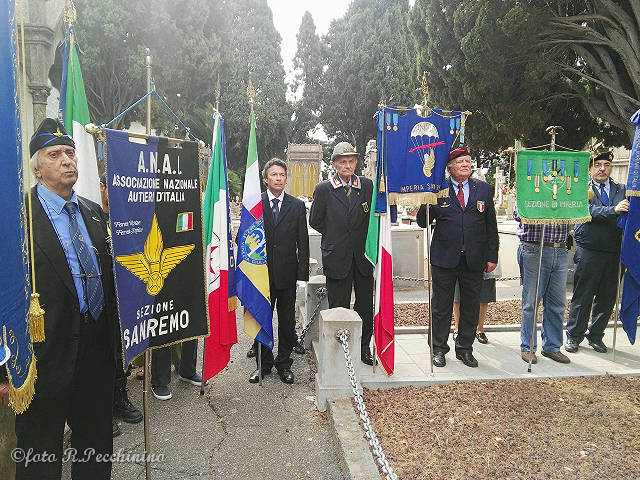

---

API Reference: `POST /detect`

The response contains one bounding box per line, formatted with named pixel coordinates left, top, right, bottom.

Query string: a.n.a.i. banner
left=516, top=149, right=591, bottom=224
left=375, top=106, right=465, bottom=206
left=627, top=109, right=640, bottom=196
left=105, top=129, right=208, bottom=366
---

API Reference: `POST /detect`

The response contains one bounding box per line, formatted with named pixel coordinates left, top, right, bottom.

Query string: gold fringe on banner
left=28, top=293, right=45, bottom=342
left=627, top=190, right=640, bottom=197
left=519, top=216, right=592, bottom=225
left=7, top=354, right=37, bottom=415
left=388, top=189, right=448, bottom=208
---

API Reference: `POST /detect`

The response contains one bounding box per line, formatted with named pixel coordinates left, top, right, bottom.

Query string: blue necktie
left=599, top=184, right=609, bottom=206
left=64, top=202, right=104, bottom=321
left=271, top=198, right=279, bottom=222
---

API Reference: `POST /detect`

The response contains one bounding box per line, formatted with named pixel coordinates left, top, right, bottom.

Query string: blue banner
left=619, top=197, right=640, bottom=344
left=0, top=0, right=36, bottom=413
left=627, top=109, right=640, bottom=196
left=106, top=130, right=208, bottom=365
left=377, top=106, right=461, bottom=206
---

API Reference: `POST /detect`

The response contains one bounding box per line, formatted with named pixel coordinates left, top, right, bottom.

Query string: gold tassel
left=29, top=293, right=45, bottom=342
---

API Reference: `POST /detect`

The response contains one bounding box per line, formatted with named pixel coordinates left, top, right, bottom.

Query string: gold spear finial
left=421, top=72, right=429, bottom=110
left=63, top=0, right=77, bottom=27
left=215, top=74, right=221, bottom=112
left=378, top=93, right=385, bottom=109
left=247, top=79, right=256, bottom=110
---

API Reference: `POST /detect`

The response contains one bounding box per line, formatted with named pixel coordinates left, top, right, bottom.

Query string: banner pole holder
left=611, top=261, right=624, bottom=362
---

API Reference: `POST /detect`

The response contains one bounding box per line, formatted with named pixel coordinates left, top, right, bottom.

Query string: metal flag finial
left=63, top=0, right=77, bottom=27
left=421, top=72, right=429, bottom=111
left=247, top=79, right=256, bottom=110
left=215, top=74, right=221, bottom=112
left=378, top=93, right=385, bottom=109
left=546, top=125, right=564, bottom=151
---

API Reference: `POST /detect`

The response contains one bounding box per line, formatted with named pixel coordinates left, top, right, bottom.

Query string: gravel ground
left=394, top=300, right=571, bottom=327
left=362, top=375, right=640, bottom=480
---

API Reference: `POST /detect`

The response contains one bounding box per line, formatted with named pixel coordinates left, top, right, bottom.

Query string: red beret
left=448, top=146, right=469, bottom=162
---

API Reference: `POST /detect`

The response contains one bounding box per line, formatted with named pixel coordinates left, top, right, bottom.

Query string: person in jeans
left=514, top=205, right=571, bottom=364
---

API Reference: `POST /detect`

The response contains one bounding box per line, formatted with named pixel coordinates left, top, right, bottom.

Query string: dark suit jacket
left=574, top=179, right=626, bottom=253
left=22, top=186, right=119, bottom=399
left=417, top=177, right=499, bottom=271
left=309, top=175, right=374, bottom=279
left=263, top=191, right=310, bottom=290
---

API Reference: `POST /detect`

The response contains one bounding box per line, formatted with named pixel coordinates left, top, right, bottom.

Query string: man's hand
left=486, top=262, right=497, bottom=273
left=615, top=199, right=629, bottom=214
left=0, top=382, right=9, bottom=407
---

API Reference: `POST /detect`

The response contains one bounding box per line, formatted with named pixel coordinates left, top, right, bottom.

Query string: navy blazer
left=309, top=175, right=374, bottom=279
left=262, top=191, right=310, bottom=290
left=417, top=177, right=499, bottom=271
left=574, top=179, right=626, bottom=253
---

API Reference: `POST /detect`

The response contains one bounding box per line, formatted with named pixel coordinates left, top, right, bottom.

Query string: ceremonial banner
left=0, top=0, right=36, bottom=414
left=515, top=150, right=591, bottom=224
left=627, top=109, right=640, bottom=196
left=375, top=106, right=464, bottom=206
left=59, top=28, right=100, bottom=204
left=105, top=130, right=208, bottom=366
left=203, top=115, right=238, bottom=381
left=619, top=197, right=640, bottom=344
left=237, top=111, right=273, bottom=349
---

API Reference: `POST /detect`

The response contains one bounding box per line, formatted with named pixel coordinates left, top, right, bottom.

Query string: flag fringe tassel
left=519, top=216, right=592, bottom=225
left=29, top=293, right=45, bottom=342
left=8, top=354, right=37, bottom=414
left=388, top=189, right=448, bottom=207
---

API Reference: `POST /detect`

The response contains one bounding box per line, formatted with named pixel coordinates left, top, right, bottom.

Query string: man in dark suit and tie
left=566, top=151, right=628, bottom=354
left=249, top=158, right=309, bottom=384
left=309, top=142, right=375, bottom=366
left=417, top=146, right=499, bottom=368
left=0, top=119, right=118, bottom=479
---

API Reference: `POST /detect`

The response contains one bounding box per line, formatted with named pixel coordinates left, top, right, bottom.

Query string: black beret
left=29, top=118, right=75, bottom=155
left=592, top=151, right=613, bottom=163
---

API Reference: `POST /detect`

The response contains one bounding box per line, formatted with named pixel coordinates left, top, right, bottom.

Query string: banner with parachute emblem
left=105, top=130, right=208, bottom=366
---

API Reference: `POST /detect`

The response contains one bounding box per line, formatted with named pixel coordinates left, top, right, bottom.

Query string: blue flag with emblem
left=0, top=0, right=37, bottom=414
left=627, top=109, right=640, bottom=196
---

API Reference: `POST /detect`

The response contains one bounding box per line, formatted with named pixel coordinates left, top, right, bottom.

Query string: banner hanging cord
left=100, top=82, right=201, bottom=143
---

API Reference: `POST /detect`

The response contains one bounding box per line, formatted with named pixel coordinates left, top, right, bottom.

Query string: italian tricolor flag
left=203, top=114, right=237, bottom=382
left=59, top=29, right=100, bottom=204
left=176, top=212, right=193, bottom=232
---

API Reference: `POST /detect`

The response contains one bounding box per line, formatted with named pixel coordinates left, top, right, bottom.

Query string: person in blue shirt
left=566, top=151, right=628, bottom=354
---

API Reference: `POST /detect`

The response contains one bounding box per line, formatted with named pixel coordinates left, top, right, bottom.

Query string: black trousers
left=431, top=256, right=483, bottom=354
left=15, top=315, right=114, bottom=480
left=567, top=246, right=619, bottom=342
left=256, top=285, right=297, bottom=372
left=326, top=258, right=374, bottom=351
left=151, top=339, right=197, bottom=387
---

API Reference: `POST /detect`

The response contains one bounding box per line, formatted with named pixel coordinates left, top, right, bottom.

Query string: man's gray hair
left=30, top=151, right=41, bottom=174
left=262, top=157, right=287, bottom=179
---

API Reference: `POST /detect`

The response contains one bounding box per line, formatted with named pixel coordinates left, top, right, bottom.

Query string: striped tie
left=64, top=202, right=104, bottom=321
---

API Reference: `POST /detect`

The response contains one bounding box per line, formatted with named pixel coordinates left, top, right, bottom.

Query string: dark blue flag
left=619, top=196, right=640, bottom=344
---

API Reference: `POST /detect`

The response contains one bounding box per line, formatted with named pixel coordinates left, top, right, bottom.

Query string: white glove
left=296, top=281, right=307, bottom=291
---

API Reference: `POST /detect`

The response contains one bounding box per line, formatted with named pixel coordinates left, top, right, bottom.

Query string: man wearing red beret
left=417, top=147, right=499, bottom=368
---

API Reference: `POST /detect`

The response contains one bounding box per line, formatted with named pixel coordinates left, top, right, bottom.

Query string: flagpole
left=611, top=261, right=624, bottom=362
left=142, top=49, right=153, bottom=480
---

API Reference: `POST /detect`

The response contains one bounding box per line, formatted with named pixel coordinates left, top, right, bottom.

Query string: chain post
left=298, top=286, right=327, bottom=345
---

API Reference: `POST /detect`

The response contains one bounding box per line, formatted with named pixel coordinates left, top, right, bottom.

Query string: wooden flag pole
left=611, top=261, right=624, bottom=362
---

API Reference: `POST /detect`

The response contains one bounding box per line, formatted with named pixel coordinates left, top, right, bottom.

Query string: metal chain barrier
left=392, top=275, right=522, bottom=283
left=336, top=328, right=398, bottom=480
left=297, top=286, right=327, bottom=345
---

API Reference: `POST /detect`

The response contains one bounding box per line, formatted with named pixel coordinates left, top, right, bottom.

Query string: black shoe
left=587, top=338, right=607, bottom=353
left=475, top=332, right=488, bottom=344
left=456, top=351, right=478, bottom=368
left=112, top=419, right=121, bottom=438
left=277, top=369, right=294, bottom=384
left=361, top=351, right=374, bottom=366
left=433, top=352, right=446, bottom=367
left=565, top=337, right=579, bottom=353
left=114, top=384, right=143, bottom=424
left=249, top=368, right=271, bottom=383
left=247, top=344, right=257, bottom=358
left=293, top=340, right=306, bottom=355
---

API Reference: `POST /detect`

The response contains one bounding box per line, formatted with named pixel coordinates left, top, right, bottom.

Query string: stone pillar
left=315, top=307, right=362, bottom=411
left=304, top=275, right=329, bottom=349
left=29, top=84, right=51, bottom=129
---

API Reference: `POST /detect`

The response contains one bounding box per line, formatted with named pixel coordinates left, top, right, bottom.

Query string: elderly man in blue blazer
left=566, top=151, right=628, bottom=354
left=417, top=147, right=499, bottom=368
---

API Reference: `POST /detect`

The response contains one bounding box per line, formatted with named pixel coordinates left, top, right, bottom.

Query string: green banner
left=516, top=149, right=591, bottom=224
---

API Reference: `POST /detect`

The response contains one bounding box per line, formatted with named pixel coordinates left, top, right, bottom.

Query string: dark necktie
left=64, top=202, right=104, bottom=321
left=599, top=184, right=609, bottom=206
left=271, top=197, right=280, bottom=222
left=457, top=183, right=465, bottom=210
left=344, top=184, right=351, bottom=198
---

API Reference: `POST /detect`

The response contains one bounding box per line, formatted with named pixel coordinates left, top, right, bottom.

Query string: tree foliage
left=540, top=0, right=639, bottom=145
left=321, top=0, right=419, bottom=168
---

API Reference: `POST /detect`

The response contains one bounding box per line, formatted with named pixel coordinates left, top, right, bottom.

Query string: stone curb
left=326, top=398, right=381, bottom=480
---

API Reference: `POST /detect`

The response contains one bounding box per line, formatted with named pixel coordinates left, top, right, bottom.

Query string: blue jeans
left=518, top=242, right=568, bottom=353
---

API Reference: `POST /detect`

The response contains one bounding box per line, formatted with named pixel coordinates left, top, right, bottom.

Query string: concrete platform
left=359, top=328, right=640, bottom=389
